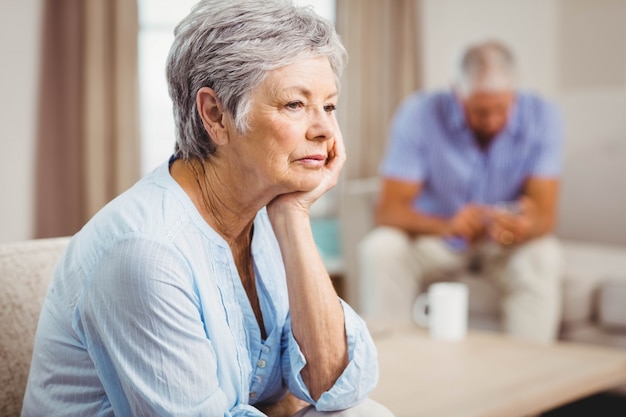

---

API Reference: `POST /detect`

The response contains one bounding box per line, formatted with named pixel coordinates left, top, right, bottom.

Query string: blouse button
left=257, top=359, right=267, bottom=368
left=249, top=391, right=257, bottom=398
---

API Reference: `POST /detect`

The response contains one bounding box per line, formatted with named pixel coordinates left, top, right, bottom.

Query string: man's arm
left=524, top=177, right=560, bottom=236
left=376, top=178, right=486, bottom=242
left=375, top=179, right=445, bottom=234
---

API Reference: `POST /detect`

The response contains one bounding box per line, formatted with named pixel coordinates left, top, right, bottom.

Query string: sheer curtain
left=35, top=0, right=140, bottom=238
left=335, top=0, right=423, bottom=307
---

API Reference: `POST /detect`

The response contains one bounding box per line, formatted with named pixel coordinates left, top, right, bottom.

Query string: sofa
left=337, top=178, right=626, bottom=392
left=0, top=237, right=70, bottom=417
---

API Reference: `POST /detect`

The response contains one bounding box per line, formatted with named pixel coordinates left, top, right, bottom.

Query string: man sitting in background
left=358, top=40, right=565, bottom=342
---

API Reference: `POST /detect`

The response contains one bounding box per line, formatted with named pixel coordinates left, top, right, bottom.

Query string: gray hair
left=456, top=40, right=516, bottom=96
left=166, top=0, right=347, bottom=160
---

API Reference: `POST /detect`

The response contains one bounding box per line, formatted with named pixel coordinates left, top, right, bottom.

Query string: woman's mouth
left=296, top=154, right=326, bottom=167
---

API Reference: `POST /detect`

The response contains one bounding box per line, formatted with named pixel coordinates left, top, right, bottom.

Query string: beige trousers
left=291, top=399, right=395, bottom=417
left=358, top=227, right=563, bottom=342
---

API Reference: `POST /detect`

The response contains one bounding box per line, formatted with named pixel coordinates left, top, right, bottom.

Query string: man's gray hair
left=456, top=40, right=516, bottom=96
left=166, top=0, right=347, bottom=160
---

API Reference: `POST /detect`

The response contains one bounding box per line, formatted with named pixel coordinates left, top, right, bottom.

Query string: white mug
left=413, top=282, right=468, bottom=341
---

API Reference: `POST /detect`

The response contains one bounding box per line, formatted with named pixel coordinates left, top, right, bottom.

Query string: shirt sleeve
left=280, top=300, right=379, bottom=412
left=78, top=236, right=263, bottom=417
left=528, top=100, right=565, bottom=177
left=379, top=92, right=429, bottom=182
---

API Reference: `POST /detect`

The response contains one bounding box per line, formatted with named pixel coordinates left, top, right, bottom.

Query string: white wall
left=555, top=0, right=626, bottom=245
left=421, top=0, right=559, bottom=97
left=420, top=0, right=626, bottom=246
left=0, top=0, right=42, bottom=243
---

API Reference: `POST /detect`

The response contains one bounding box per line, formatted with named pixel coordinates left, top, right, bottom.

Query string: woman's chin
left=284, top=176, right=323, bottom=194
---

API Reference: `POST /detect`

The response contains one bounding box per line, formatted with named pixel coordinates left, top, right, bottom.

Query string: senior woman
left=22, top=1, right=393, bottom=416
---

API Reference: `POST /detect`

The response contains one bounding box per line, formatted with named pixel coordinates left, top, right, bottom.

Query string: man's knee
left=509, top=235, right=563, bottom=281
left=358, top=227, right=410, bottom=262
left=501, top=236, right=563, bottom=341
left=517, top=235, right=562, bottom=260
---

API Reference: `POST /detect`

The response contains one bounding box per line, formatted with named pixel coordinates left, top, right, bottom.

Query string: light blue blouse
left=22, top=161, right=378, bottom=416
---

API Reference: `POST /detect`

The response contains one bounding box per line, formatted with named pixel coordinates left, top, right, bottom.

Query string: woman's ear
left=196, top=87, right=229, bottom=145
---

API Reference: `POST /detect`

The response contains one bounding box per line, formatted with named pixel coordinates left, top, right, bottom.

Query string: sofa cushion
left=598, top=279, right=626, bottom=330
left=0, top=237, right=69, bottom=416
left=560, top=276, right=597, bottom=327
left=560, top=240, right=626, bottom=330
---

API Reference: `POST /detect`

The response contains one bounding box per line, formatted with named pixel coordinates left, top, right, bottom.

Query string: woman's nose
left=306, top=107, right=335, bottom=141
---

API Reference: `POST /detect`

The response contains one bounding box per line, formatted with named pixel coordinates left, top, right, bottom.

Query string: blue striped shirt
left=380, top=90, right=564, bottom=217
left=22, top=161, right=378, bottom=416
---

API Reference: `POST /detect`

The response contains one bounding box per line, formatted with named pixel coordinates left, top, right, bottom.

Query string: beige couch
left=0, top=237, right=70, bottom=417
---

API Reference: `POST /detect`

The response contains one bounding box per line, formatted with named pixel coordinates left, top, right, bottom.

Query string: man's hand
left=444, top=204, right=488, bottom=243
left=485, top=197, right=537, bottom=246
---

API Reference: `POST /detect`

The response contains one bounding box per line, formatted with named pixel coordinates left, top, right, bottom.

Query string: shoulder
left=392, top=90, right=453, bottom=134
left=515, top=91, right=562, bottom=123
left=72, top=231, right=193, bottom=290
left=71, top=170, right=217, bottom=282
left=81, top=165, right=197, bottom=247
left=512, top=91, right=563, bottom=141
left=396, top=90, right=449, bottom=115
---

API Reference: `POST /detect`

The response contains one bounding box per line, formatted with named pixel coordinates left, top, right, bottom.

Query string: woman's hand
left=265, top=123, right=349, bottom=400
left=267, top=127, right=346, bottom=219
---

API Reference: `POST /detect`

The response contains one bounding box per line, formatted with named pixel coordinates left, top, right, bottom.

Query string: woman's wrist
left=267, top=201, right=310, bottom=226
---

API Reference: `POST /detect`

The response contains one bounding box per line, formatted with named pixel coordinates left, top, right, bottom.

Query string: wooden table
left=370, top=325, right=626, bottom=417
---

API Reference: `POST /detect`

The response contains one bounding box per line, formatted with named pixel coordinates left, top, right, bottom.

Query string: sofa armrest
left=0, top=237, right=70, bottom=416
left=598, top=279, right=626, bottom=330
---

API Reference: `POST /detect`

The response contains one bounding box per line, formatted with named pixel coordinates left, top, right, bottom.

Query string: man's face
left=462, top=90, right=515, bottom=141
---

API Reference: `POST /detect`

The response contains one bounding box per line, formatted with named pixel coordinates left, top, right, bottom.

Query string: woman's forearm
left=269, top=209, right=349, bottom=401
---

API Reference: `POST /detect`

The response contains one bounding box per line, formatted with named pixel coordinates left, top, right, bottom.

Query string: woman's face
left=224, top=56, right=339, bottom=195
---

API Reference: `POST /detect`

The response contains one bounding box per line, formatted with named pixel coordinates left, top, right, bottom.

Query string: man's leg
left=485, top=236, right=563, bottom=342
left=358, top=227, right=416, bottom=322
left=358, top=228, right=466, bottom=323
left=291, top=398, right=395, bottom=417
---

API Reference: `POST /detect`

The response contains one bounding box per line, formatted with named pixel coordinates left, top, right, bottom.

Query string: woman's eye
left=286, top=101, right=304, bottom=110
left=324, top=104, right=337, bottom=113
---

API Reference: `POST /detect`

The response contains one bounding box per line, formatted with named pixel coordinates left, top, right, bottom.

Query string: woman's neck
left=170, top=157, right=265, bottom=245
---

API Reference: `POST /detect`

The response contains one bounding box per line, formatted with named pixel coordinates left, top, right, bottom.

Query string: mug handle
left=412, top=293, right=430, bottom=327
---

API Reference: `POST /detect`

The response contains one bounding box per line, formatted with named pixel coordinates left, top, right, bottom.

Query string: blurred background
left=2, top=0, right=625, bottom=290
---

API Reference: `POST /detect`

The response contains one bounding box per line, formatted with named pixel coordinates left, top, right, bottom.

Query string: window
left=138, top=0, right=336, bottom=175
